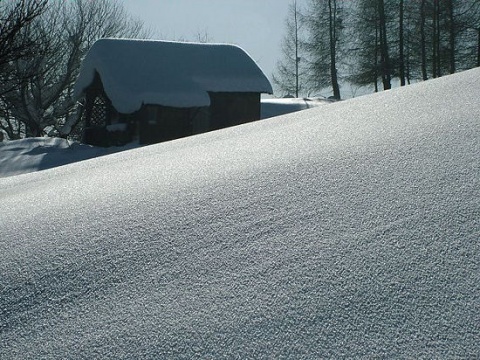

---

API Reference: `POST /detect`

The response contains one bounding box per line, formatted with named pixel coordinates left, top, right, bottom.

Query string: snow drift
left=0, top=138, right=138, bottom=178
left=1, top=68, right=479, bottom=358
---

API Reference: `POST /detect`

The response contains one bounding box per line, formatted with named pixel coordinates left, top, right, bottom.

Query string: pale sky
left=121, top=0, right=306, bottom=88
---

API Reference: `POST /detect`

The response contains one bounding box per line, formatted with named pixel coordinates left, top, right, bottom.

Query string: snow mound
left=0, top=138, right=138, bottom=178
left=1, top=68, right=479, bottom=358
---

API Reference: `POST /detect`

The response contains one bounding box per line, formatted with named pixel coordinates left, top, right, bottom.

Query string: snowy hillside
left=0, top=100, right=327, bottom=179
left=0, top=137, right=139, bottom=178
left=1, top=68, right=479, bottom=358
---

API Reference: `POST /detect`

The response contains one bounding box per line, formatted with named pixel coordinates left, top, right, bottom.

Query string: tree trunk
left=420, top=0, right=428, bottom=80
left=432, top=0, right=442, bottom=78
left=447, top=0, right=455, bottom=74
left=432, top=0, right=438, bottom=78
left=374, top=18, right=379, bottom=92
left=294, top=0, right=299, bottom=98
left=26, top=122, right=42, bottom=138
left=436, top=1, right=442, bottom=77
left=328, top=0, right=341, bottom=99
left=478, top=27, right=480, bottom=67
left=399, top=0, right=406, bottom=86
left=378, top=0, right=391, bottom=90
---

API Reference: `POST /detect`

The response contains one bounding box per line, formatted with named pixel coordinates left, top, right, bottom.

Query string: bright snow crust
left=0, top=137, right=139, bottom=178
left=1, top=69, right=479, bottom=358
left=73, top=38, right=273, bottom=113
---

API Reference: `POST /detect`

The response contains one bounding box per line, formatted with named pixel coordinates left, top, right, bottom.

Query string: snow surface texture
left=1, top=69, right=479, bottom=358
left=0, top=138, right=138, bottom=178
left=74, top=38, right=273, bottom=113
left=0, top=100, right=327, bottom=178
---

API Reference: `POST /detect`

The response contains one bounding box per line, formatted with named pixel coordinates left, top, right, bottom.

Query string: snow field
left=0, top=68, right=479, bottom=358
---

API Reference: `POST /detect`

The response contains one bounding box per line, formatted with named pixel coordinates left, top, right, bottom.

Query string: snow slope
left=0, top=138, right=137, bottom=178
left=0, top=99, right=327, bottom=178
left=1, top=68, right=479, bottom=358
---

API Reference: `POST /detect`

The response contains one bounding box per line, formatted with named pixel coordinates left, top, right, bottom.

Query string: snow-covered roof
left=74, top=38, right=273, bottom=113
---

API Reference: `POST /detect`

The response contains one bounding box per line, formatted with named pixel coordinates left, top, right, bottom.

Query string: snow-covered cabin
left=74, top=38, right=273, bottom=146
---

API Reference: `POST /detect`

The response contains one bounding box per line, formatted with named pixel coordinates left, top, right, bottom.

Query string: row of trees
left=274, top=0, right=480, bottom=99
left=0, top=0, right=149, bottom=140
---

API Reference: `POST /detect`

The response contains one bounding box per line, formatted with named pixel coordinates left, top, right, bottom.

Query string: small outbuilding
left=73, top=38, right=273, bottom=146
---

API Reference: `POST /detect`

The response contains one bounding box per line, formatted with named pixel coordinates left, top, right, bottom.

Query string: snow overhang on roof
left=74, top=38, right=273, bottom=114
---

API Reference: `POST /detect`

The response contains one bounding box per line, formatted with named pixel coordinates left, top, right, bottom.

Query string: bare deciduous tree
left=281, top=0, right=479, bottom=99
left=303, top=0, right=344, bottom=99
left=0, top=0, right=150, bottom=139
left=0, top=0, right=47, bottom=95
left=272, top=0, right=307, bottom=97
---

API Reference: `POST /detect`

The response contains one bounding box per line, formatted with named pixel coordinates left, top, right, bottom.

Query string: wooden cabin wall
left=138, top=105, right=211, bottom=145
left=82, top=81, right=262, bottom=147
left=209, top=92, right=261, bottom=130
left=190, top=107, right=210, bottom=135
left=139, top=105, right=191, bottom=144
